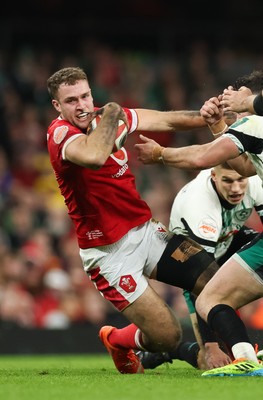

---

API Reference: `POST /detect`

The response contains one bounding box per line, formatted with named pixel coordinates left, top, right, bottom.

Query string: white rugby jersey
left=169, top=169, right=263, bottom=260
left=225, top=115, right=263, bottom=181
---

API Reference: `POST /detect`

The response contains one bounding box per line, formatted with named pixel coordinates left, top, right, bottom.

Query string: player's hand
left=220, top=86, right=253, bottom=113
left=200, top=96, right=224, bottom=126
left=134, top=134, right=161, bottom=164
left=101, top=102, right=128, bottom=127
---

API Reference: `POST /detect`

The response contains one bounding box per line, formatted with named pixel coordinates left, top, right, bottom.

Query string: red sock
left=108, top=324, right=144, bottom=350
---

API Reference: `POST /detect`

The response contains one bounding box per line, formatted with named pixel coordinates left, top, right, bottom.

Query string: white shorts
left=79, top=219, right=172, bottom=311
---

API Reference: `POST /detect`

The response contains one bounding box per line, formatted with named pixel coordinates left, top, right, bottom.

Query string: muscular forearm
left=159, top=139, right=238, bottom=170
left=66, top=102, right=123, bottom=168
left=161, top=145, right=209, bottom=169
left=135, top=134, right=240, bottom=170
left=136, top=109, right=206, bottom=132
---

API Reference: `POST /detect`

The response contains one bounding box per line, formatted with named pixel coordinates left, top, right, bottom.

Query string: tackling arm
left=135, top=134, right=240, bottom=170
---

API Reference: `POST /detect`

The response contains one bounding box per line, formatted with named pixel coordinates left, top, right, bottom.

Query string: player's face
left=52, top=80, right=95, bottom=130
left=212, top=168, right=248, bottom=205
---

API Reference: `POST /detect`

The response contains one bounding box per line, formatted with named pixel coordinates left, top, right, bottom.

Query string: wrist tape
left=208, top=119, right=228, bottom=137
left=152, top=146, right=165, bottom=164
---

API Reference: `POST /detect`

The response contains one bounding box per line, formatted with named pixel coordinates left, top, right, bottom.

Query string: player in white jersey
left=135, top=78, right=263, bottom=376
left=46, top=67, right=225, bottom=375
left=139, top=164, right=263, bottom=370
left=169, top=167, right=263, bottom=262
left=172, top=166, right=263, bottom=369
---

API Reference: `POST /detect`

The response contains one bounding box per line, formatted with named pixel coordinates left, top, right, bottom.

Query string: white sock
left=134, top=329, right=146, bottom=350
left=232, top=342, right=258, bottom=363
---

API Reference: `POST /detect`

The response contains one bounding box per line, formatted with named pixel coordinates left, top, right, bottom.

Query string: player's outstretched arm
left=135, top=134, right=240, bottom=170
left=135, top=109, right=206, bottom=132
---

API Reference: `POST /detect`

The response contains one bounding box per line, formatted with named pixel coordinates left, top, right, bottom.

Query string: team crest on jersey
left=235, top=208, right=252, bottom=221
left=198, top=218, right=218, bottom=239
left=119, top=275, right=136, bottom=293
left=53, top=125, right=69, bottom=144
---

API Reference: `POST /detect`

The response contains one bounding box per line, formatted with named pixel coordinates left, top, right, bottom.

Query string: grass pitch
left=0, top=354, right=262, bottom=400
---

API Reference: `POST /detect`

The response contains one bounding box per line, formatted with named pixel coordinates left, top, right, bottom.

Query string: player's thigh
left=122, top=284, right=182, bottom=350
left=153, top=234, right=219, bottom=295
left=196, top=259, right=263, bottom=317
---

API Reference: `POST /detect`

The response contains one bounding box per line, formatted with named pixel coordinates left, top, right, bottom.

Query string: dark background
left=1, top=0, right=263, bottom=52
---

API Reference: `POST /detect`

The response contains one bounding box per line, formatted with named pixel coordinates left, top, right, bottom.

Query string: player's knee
left=147, top=317, right=182, bottom=352
left=158, top=325, right=182, bottom=352
left=167, top=323, right=182, bottom=350
left=195, top=295, right=208, bottom=322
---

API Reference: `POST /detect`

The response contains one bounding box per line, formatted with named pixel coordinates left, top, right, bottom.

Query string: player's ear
left=211, top=168, right=216, bottom=181
left=52, top=99, right=61, bottom=113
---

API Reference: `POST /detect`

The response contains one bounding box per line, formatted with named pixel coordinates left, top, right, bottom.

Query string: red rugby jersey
left=47, top=107, right=152, bottom=248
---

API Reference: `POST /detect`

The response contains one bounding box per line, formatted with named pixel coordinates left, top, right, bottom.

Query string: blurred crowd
left=0, top=38, right=263, bottom=330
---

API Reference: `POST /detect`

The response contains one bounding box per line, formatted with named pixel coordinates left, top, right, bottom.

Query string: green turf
left=0, top=354, right=262, bottom=400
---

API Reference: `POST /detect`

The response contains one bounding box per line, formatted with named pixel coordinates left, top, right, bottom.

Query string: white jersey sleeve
left=224, top=115, right=263, bottom=181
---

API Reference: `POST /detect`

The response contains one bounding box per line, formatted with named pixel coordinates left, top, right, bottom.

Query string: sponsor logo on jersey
left=111, top=163, right=128, bottom=178
left=53, top=125, right=69, bottom=144
left=119, top=275, right=136, bottom=293
left=110, top=148, right=129, bottom=178
left=198, top=218, right=218, bottom=239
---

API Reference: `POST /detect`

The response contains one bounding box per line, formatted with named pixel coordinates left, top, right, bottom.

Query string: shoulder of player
left=47, top=119, right=84, bottom=148
left=191, top=169, right=218, bottom=195
left=176, top=174, right=220, bottom=212
left=121, top=107, right=137, bottom=133
left=48, top=118, right=78, bottom=132
left=247, top=174, right=263, bottom=199
left=48, top=118, right=83, bottom=137
left=228, top=114, right=263, bottom=134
